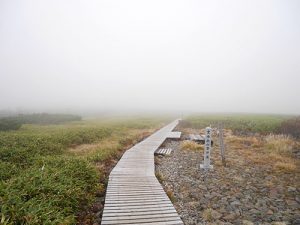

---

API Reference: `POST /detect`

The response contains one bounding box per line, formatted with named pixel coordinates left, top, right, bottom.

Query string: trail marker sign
left=200, top=127, right=213, bottom=169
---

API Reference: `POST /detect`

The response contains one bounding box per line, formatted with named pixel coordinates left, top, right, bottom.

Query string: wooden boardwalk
left=102, top=119, right=183, bottom=225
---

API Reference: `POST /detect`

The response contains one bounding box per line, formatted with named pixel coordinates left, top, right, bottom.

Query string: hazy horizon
left=1, top=0, right=300, bottom=115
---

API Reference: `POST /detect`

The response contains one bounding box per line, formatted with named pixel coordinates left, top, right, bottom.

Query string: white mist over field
left=0, top=0, right=299, bottom=115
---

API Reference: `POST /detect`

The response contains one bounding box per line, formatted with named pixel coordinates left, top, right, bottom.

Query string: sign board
left=200, top=127, right=213, bottom=169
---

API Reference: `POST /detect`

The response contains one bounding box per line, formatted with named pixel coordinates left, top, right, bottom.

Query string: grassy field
left=0, top=117, right=167, bottom=225
left=182, top=113, right=293, bottom=134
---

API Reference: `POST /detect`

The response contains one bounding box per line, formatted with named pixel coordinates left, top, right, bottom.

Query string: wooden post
left=218, top=123, right=226, bottom=166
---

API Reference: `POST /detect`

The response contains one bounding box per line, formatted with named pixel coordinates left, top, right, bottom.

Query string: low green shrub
left=0, top=117, right=22, bottom=131
left=0, top=157, right=98, bottom=225
left=0, top=161, right=18, bottom=180
left=278, top=116, right=300, bottom=139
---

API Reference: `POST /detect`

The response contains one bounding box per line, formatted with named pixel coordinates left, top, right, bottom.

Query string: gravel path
left=155, top=138, right=300, bottom=225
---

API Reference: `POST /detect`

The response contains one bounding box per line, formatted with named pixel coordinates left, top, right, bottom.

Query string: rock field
left=155, top=135, right=300, bottom=225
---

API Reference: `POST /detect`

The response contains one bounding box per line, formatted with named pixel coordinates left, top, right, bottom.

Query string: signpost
left=200, top=127, right=213, bottom=169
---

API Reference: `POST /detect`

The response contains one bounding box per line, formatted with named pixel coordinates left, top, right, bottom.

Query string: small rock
left=242, top=220, right=254, bottom=225
left=287, top=186, right=296, bottom=192
left=212, top=209, right=222, bottom=220
left=286, top=200, right=299, bottom=209
left=92, top=203, right=103, bottom=213
left=198, top=184, right=207, bottom=190
left=270, top=205, right=278, bottom=212
left=293, top=218, right=300, bottom=225
left=271, top=222, right=287, bottom=225
left=230, top=200, right=241, bottom=206
left=267, top=209, right=273, bottom=215
left=223, top=213, right=237, bottom=221
left=249, top=208, right=260, bottom=215
left=269, top=188, right=279, bottom=198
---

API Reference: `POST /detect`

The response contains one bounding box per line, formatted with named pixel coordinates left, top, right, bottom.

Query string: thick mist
left=1, top=0, right=300, bottom=115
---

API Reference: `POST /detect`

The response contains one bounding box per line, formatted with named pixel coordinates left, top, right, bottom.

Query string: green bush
left=279, top=116, right=300, bottom=138
left=0, top=157, right=98, bottom=225
left=0, top=118, right=22, bottom=131
left=0, top=124, right=112, bottom=224
left=0, top=161, right=18, bottom=180
left=0, top=147, right=35, bottom=166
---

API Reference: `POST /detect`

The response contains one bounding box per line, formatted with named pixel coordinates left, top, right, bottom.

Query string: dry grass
left=227, top=133, right=299, bottom=173
left=264, top=134, right=294, bottom=156
left=155, top=171, right=164, bottom=182
left=226, top=135, right=263, bottom=149
left=180, top=140, right=204, bottom=151
left=69, top=139, right=117, bottom=155
left=68, top=128, right=153, bottom=156
left=242, top=150, right=297, bottom=173
left=166, top=188, right=175, bottom=203
left=274, top=161, right=297, bottom=172
left=202, top=208, right=213, bottom=222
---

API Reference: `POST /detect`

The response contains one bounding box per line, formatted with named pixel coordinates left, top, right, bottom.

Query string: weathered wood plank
left=103, top=209, right=177, bottom=216
left=101, top=216, right=183, bottom=225
left=102, top=213, right=182, bottom=221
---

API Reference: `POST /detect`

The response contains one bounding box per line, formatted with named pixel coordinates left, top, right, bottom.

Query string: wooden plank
left=101, top=216, right=183, bottom=225
left=103, top=204, right=175, bottom=211
left=103, top=209, right=177, bottom=216
left=103, top=206, right=176, bottom=213
left=105, top=197, right=170, bottom=203
left=102, top=213, right=181, bottom=221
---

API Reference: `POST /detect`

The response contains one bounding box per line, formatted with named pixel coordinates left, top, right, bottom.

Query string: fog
left=1, top=0, right=300, bottom=115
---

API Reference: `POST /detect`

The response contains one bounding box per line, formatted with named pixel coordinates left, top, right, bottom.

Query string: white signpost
left=200, top=127, right=213, bottom=169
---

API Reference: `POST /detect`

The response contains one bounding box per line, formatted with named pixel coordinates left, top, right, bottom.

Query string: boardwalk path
left=101, top=119, right=183, bottom=225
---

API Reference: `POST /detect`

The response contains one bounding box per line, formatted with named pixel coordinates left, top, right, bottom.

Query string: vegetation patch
left=0, top=117, right=165, bottom=224
left=182, top=114, right=292, bottom=134
left=0, top=113, right=81, bottom=131
left=264, top=134, right=294, bottom=156
left=180, top=140, right=204, bottom=151
left=278, top=116, right=300, bottom=138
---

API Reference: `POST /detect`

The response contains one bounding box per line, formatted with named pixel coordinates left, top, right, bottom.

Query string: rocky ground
left=155, top=131, right=300, bottom=225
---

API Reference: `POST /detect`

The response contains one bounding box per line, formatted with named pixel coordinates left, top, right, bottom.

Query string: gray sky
left=0, top=0, right=300, bottom=115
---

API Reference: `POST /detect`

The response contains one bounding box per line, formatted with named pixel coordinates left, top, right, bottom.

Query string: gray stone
left=293, top=218, right=300, bottom=225
left=286, top=199, right=299, bottom=209
left=287, top=186, right=297, bottom=192
left=230, top=200, right=241, bottom=206
left=242, top=220, right=254, bottom=225
left=223, top=213, right=237, bottom=221
left=249, top=208, right=260, bottom=215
